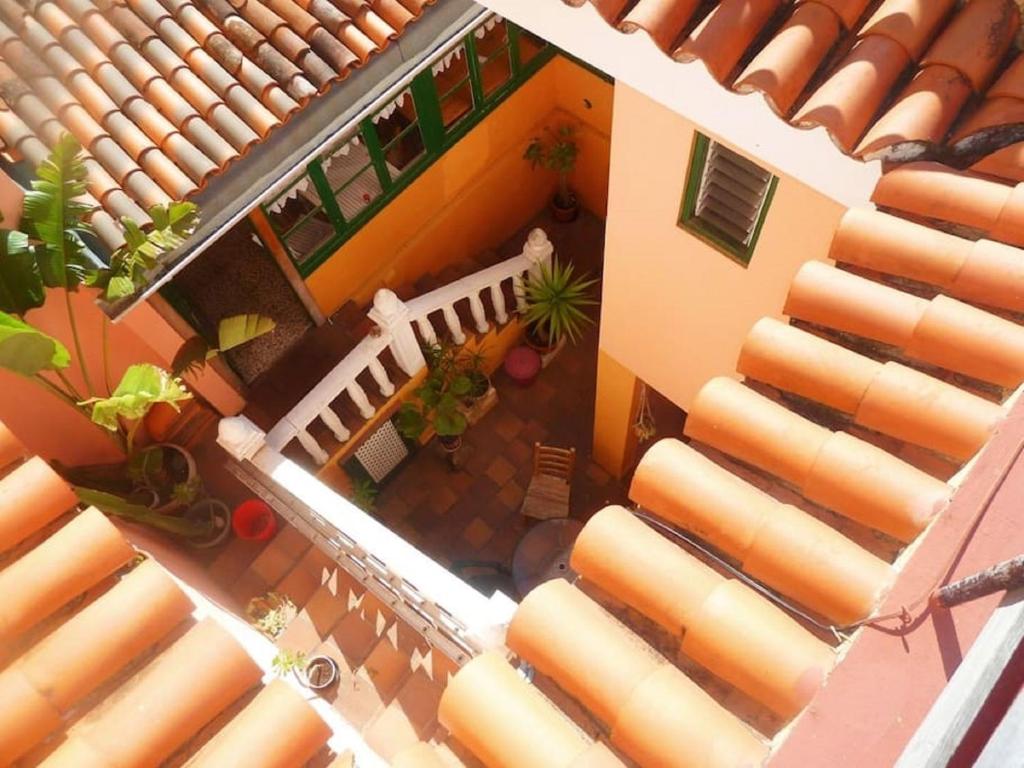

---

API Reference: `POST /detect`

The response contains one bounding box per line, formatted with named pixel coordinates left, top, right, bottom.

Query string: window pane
left=517, top=28, right=547, bottom=66
left=318, top=135, right=384, bottom=220
left=475, top=20, right=511, bottom=96
left=374, top=92, right=425, bottom=174
left=433, top=45, right=474, bottom=129
left=266, top=178, right=335, bottom=264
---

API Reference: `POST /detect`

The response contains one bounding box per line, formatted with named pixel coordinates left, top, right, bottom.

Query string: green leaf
left=216, top=313, right=276, bottom=353
left=0, top=310, right=70, bottom=376
left=21, top=134, right=94, bottom=291
left=521, top=259, right=597, bottom=345
left=433, top=408, right=467, bottom=437
left=94, top=201, right=200, bottom=302
left=449, top=374, right=472, bottom=397
left=395, top=403, right=427, bottom=440
left=0, top=231, right=45, bottom=314
left=82, top=363, right=191, bottom=431
left=75, top=486, right=208, bottom=537
left=127, top=444, right=163, bottom=484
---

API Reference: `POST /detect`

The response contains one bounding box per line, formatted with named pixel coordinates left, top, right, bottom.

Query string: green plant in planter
left=0, top=134, right=275, bottom=542
left=461, top=347, right=490, bottom=401
left=396, top=343, right=471, bottom=446
left=348, top=477, right=378, bottom=514
left=520, top=259, right=598, bottom=348
left=272, top=649, right=308, bottom=677
left=524, top=124, right=580, bottom=211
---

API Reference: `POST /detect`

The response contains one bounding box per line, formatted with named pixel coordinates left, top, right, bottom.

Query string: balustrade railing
left=218, top=416, right=517, bottom=664
left=266, top=228, right=554, bottom=465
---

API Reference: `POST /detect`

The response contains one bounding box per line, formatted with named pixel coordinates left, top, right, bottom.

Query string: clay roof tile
left=798, top=0, right=871, bottom=29
left=793, top=34, right=912, bottom=152
left=734, top=2, right=843, bottom=115
left=921, top=0, right=1020, bottom=92
left=619, top=0, right=701, bottom=52
left=858, top=0, right=957, bottom=59
left=673, top=0, right=784, bottom=84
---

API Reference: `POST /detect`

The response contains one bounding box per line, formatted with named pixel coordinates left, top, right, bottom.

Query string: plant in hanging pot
left=519, top=259, right=598, bottom=354
left=396, top=343, right=470, bottom=453
left=524, top=124, right=581, bottom=222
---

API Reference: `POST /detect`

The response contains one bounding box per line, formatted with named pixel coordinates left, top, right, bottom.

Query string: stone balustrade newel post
left=368, top=288, right=427, bottom=376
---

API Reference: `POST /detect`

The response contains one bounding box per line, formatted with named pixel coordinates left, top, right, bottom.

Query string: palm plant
left=520, top=259, right=598, bottom=347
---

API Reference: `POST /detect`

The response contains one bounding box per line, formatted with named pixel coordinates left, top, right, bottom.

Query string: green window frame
left=678, top=133, right=778, bottom=267
left=259, top=18, right=555, bottom=276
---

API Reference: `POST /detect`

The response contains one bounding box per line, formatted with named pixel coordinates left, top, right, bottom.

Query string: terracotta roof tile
left=508, top=578, right=770, bottom=765
left=0, top=426, right=333, bottom=765
left=562, top=0, right=1024, bottom=182
left=793, top=34, right=912, bottom=151
left=0, top=0, right=433, bottom=247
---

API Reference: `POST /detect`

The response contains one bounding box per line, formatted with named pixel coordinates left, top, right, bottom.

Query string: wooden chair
left=521, top=444, right=576, bottom=520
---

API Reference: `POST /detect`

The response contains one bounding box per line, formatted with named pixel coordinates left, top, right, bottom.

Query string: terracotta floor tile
left=478, top=499, right=514, bottom=530
left=426, top=485, right=459, bottom=515
left=297, top=544, right=336, bottom=584
left=584, top=460, right=611, bottom=486
left=484, top=455, right=517, bottom=486
left=506, top=438, right=532, bottom=466
left=313, top=634, right=356, bottom=677
left=461, top=518, right=494, bottom=550
left=331, top=610, right=380, bottom=665
left=207, top=536, right=267, bottom=586
left=496, top=479, right=525, bottom=510
left=275, top=523, right=314, bottom=559
left=331, top=669, right=386, bottom=729
left=275, top=560, right=322, bottom=608
left=250, top=540, right=299, bottom=586
left=393, top=669, right=443, bottom=736
left=360, top=624, right=412, bottom=700
left=492, top=411, right=525, bottom=442
left=305, top=578, right=352, bottom=636
left=228, top=569, right=269, bottom=609
left=278, top=609, right=325, bottom=654
left=520, top=419, right=548, bottom=445
left=361, top=697, right=425, bottom=760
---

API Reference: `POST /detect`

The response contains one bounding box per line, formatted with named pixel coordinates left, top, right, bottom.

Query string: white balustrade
left=490, top=282, right=508, bottom=324
left=468, top=292, right=489, bottom=334
left=347, top=381, right=375, bottom=419
left=367, top=357, right=395, bottom=397
left=266, top=229, right=555, bottom=465
left=320, top=406, right=350, bottom=442
left=441, top=304, right=466, bottom=344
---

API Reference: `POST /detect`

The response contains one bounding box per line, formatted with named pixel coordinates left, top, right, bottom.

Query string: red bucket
left=232, top=499, right=278, bottom=541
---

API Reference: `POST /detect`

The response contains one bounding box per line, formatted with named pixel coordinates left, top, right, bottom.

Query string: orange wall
left=598, top=83, right=846, bottom=413
left=306, top=56, right=614, bottom=316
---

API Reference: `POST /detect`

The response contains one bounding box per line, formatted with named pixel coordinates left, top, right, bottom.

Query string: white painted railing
left=266, top=228, right=554, bottom=465
left=218, top=416, right=518, bottom=664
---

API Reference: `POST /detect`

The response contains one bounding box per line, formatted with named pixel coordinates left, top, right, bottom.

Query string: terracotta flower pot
left=304, top=655, right=339, bottom=690
left=551, top=192, right=579, bottom=222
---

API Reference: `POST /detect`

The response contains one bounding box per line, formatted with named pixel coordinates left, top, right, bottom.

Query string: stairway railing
left=265, top=228, right=554, bottom=464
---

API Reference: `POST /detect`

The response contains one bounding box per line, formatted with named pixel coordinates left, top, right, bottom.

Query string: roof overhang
left=108, top=0, right=485, bottom=321
left=474, top=0, right=881, bottom=206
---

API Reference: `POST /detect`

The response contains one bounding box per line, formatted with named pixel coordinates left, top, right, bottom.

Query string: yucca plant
left=520, top=259, right=598, bottom=348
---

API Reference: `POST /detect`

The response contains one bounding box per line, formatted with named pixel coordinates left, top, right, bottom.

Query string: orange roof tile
left=561, top=0, right=1024, bottom=175
left=0, top=0, right=435, bottom=247
left=0, top=420, right=333, bottom=765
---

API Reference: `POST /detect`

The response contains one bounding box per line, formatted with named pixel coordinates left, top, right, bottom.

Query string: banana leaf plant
left=0, top=134, right=271, bottom=543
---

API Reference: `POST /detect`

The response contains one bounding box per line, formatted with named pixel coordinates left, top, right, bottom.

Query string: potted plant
left=396, top=343, right=470, bottom=454
left=247, top=592, right=297, bottom=639
left=520, top=259, right=598, bottom=355
left=273, top=649, right=340, bottom=690
left=0, top=135, right=275, bottom=547
left=524, top=124, right=581, bottom=222
left=460, top=347, right=490, bottom=404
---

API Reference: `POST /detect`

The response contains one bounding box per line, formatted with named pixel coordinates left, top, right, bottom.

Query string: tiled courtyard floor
left=371, top=212, right=629, bottom=593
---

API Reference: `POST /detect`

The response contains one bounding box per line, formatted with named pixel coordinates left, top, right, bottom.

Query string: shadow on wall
left=305, top=56, right=614, bottom=318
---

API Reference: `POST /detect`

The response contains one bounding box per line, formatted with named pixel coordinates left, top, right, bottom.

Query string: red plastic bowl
left=232, top=499, right=278, bottom=541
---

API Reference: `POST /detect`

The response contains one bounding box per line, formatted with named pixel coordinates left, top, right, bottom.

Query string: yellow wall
left=593, top=349, right=640, bottom=478
left=306, top=56, right=614, bottom=316
left=597, top=83, right=846, bottom=416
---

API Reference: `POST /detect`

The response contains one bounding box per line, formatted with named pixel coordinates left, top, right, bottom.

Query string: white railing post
left=490, top=282, right=508, bottom=324
left=414, top=316, right=438, bottom=345
left=367, top=357, right=395, bottom=397
left=347, top=381, right=375, bottom=419
left=468, top=292, right=489, bottom=334
left=523, top=227, right=553, bottom=279
left=217, top=415, right=267, bottom=462
left=320, top=406, right=351, bottom=442
left=441, top=304, right=466, bottom=344
left=297, top=428, right=329, bottom=465
left=368, top=289, right=426, bottom=377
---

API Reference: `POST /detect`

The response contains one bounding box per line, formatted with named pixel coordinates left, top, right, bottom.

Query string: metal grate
left=354, top=420, right=409, bottom=482
left=695, top=141, right=773, bottom=247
